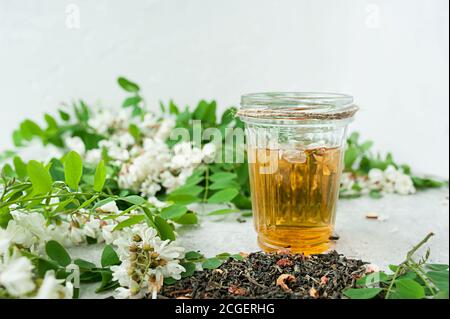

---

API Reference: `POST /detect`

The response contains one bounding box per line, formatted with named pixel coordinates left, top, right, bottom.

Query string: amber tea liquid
left=249, top=146, right=343, bottom=254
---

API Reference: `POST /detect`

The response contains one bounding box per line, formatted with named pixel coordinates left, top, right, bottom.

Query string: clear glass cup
left=237, top=93, right=358, bottom=254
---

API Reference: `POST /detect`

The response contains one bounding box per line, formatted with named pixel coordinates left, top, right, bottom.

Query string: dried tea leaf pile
left=161, top=251, right=367, bottom=299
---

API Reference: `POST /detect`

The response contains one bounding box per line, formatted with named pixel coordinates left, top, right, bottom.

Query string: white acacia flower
left=0, top=255, right=36, bottom=297
left=155, top=118, right=176, bottom=141
left=114, top=287, right=132, bottom=299
left=85, top=149, right=102, bottom=164
left=384, top=165, right=400, bottom=183
left=340, top=172, right=355, bottom=190
left=65, top=136, right=86, bottom=155
left=0, top=228, right=13, bottom=256
left=4, top=220, right=35, bottom=250
left=101, top=224, right=118, bottom=245
left=98, top=201, right=120, bottom=214
left=148, top=197, right=169, bottom=209
left=12, top=212, right=49, bottom=242
left=83, top=219, right=102, bottom=239
left=395, top=174, right=416, bottom=195
left=368, top=168, right=384, bottom=189
left=111, top=224, right=185, bottom=299
left=35, top=271, right=73, bottom=299
left=202, top=143, right=217, bottom=163
left=69, top=227, right=86, bottom=245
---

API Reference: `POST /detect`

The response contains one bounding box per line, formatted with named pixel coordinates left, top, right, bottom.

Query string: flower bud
left=143, top=243, right=153, bottom=251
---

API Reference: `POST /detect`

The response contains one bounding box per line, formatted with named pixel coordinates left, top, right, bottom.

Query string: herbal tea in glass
left=238, top=92, right=358, bottom=254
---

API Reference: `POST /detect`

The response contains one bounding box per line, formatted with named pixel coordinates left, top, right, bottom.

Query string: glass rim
left=238, top=92, right=358, bottom=121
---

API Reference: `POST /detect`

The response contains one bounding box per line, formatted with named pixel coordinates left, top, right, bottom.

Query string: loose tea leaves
left=161, top=251, right=367, bottom=299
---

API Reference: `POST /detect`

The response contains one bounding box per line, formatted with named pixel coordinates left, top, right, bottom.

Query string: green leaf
left=348, top=132, right=360, bottom=144
left=426, top=264, right=449, bottom=271
left=166, top=194, right=198, bottom=205
left=44, top=114, right=58, bottom=131
left=95, top=270, right=119, bottom=293
left=180, top=262, right=196, bottom=278
left=27, top=160, right=53, bottom=194
left=154, top=216, right=176, bottom=241
left=93, top=160, right=107, bottom=192
left=173, top=212, right=198, bottom=225
left=231, top=254, right=244, bottom=261
left=160, top=205, right=188, bottom=220
left=221, top=107, right=237, bottom=125
left=59, top=110, right=70, bottom=121
left=64, top=151, right=83, bottom=190
left=36, top=258, right=60, bottom=278
left=208, top=208, right=240, bottom=216
left=412, top=176, right=445, bottom=189
left=427, top=271, right=449, bottom=291
left=202, top=258, right=223, bottom=270
left=369, top=190, right=383, bottom=199
left=120, top=195, right=147, bottom=205
left=390, top=279, right=426, bottom=299
left=117, top=77, right=140, bottom=92
left=101, top=245, right=121, bottom=267
left=20, top=119, right=44, bottom=140
left=164, top=277, right=177, bottom=285
left=344, top=145, right=359, bottom=170
left=0, top=207, right=12, bottom=229
left=356, top=272, right=390, bottom=286
left=193, top=100, right=217, bottom=125
left=129, top=124, right=141, bottom=141
left=359, top=141, right=374, bottom=152
left=207, top=189, right=239, bottom=204
left=48, top=158, right=65, bottom=182
left=169, top=100, right=180, bottom=115
left=12, top=130, right=23, bottom=147
left=209, top=172, right=237, bottom=182
left=12, top=156, right=27, bottom=180
left=74, top=259, right=96, bottom=270
left=2, top=163, right=16, bottom=178
left=122, top=96, right=142, bottom=107
left=46, top=240, right=71, bottom=267
left=216, top=252, right=231, bottom=260
left=170, top=185, right=204, bottom=196
left=209, top=180, right=240, bottom=190
left=113, top=215, right=145, bottom=231
left=185, top=251, right=204, bottom=261
left=343, top=288, right=383, bottom=299
left=233, top=194, right=252, bottom=209
left=93, top=197, right=115, bottom=209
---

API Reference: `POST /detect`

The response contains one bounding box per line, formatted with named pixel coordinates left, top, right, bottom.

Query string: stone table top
left=70, top=188, right=449, bottom=299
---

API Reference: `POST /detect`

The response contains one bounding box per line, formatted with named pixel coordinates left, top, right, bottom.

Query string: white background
left=0, top=0, right=448, bottom=178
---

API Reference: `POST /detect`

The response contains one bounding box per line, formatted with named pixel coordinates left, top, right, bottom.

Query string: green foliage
left=344, top=233, right=449, bottom=299
left=46, top=240, right=72, bottom=267
left=27, top=160, right=53, bottom=194
left=160, top=204, right=188, bottom=220
left=101, top=245, right=121, bottom=267
left=341, top=132, right=445, bottom=198
left=64, top=151, right=83, bottom=190
left=93, top=160, right=107, bottom=192
left=202, top=257, right=223, bottom=270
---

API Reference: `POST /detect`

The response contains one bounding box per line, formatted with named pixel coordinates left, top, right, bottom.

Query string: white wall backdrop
left=0, top=0, right=448, bottom=177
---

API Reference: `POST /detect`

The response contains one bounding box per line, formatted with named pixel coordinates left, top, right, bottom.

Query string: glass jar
left=237, top=93, right=358, bottom=254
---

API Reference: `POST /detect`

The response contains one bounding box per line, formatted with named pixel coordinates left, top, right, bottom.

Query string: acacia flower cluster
left=64, top=107, right=217, bottom=200
left=341, top=165, right=416, bottom=196
left=111, top=224, right=185, bottom=299
left=0, top=246, right=72, bottom=299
